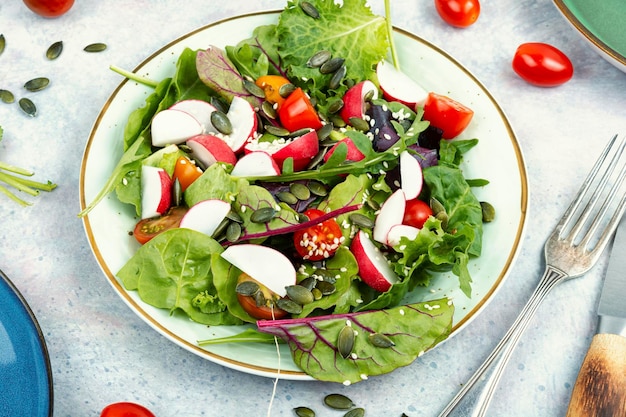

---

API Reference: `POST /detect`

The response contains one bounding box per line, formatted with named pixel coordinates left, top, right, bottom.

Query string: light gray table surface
left=1, top=0, right=625, bottom=416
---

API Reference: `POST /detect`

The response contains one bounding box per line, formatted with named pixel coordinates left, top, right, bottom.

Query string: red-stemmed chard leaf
left=196, top=46, right=264, bottom=108
left=257, top=298, right=454, bottom=384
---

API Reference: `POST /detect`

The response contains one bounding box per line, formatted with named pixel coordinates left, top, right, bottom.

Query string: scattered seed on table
left=19, top=98, right=37, bottom=117
left=24, top=77, right=50, bottom=92
left=46, top=41, right=63, bottom=60
left=83, top=42, right=107, bottom=52
left=0, top=89, right=15, bottom=104
left=0, top=34, right=5, bottom=56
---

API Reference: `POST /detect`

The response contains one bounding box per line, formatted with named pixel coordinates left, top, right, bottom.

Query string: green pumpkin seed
left=46, top=41, right=63, bottom=60
left=480, top=201, right=496, bottom=222
left=275, top=298, right=303, bottom=314
left=324, top=393, right=354, bottom=410
left=300, top=1, right=320, bottom=18
left=261, top=100, right=277, bottom=119
left=243, top=78, right=265, bottom=98
left=365, top=198, right=380, bottom=211
left=327, top=98, right=344, bottom=114
left=349, top=213, right=375, bottom=229
left=430, top=197, right=446, bottom=215
left=298, top=277, right=317, bottom=291
left=0, top=34, right=5, bottom=56
left=225, top=222, right=242, bottom=242
left=172, top=179, right=182, bottom=206
left=226, top=210, right=243, bottom=223
left=250, top=206, right=278, bottom=223
left=84, top=42, right=107, bottom=52
left=435, top=210, right=449, bottom=229
left=211, top=110, right=233, bottom=135
left=316, top=280, right=336, bottom=296
left=316, top=123, right=333, bottom=141
left=306, top=149, right=327, bottom=170
left=344, top=408, right=365, bottom=417
left=337, top=325, right=355, bottom=359
left=348, top=116, right=369, bottom=132
left=210, top=97, right=228, bottom=113
left=264, top=125, right=290, bottom=137
left=24, top=77, right=50, bottom=92
left=329, top=65, right=346, bottom=90
left=290, top=183, right=310, bottom=200
left=211, top=217, right=231, bottom=240
left=254, top=290, right=267, bottom=307
left=294, top=406, right=316, bottom=417
left=277, top=191, right=298, bottom=205
left=320, top=57, right=345, bottom=74
left=18, top=98, right=36, bottom=117
left=286, top=285, right=314, bottom=305
left=279, top=82, right=296, bottom=98
left=311, top=287, right=323, bottom=300
left=0, top=89, right=15, bottom=104
left=288, top=128, right=312, bottom=138
left=307, top=50, right=331, bottom=68
left=235, top=280, right=260, bottom=296
left=329, top=114, right=346, bottom=128
left=368, top=332, right=395, bottom=348
left=307, top=181, right=328, bottom=197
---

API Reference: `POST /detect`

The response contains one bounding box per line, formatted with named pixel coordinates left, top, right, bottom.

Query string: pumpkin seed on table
left=46, top=41, right=63, bottom=60
left=19, top=98, right=36, bottom=117
left=344, top=408, right=365, bottom=417
left=0, top=34, right=5, bottom=56
left=0, top=89, right=15, bottom=104
left=24, top=77, right=50, bottom=92
left=480, top=201, right=496, bottom=222
left=294, top=406, right=316, bottom=417
left=83, top=42, right=107, bottom=52
left=324, top=393, right=354, bottom=410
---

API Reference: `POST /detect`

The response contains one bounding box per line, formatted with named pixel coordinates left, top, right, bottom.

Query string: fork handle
left=566, top=333, right=626, bottom=417
left=438, top=266, right=567, bottom=417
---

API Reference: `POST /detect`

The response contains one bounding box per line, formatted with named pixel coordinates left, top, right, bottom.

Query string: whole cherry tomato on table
left=23, top=0, right=74, bottom=17
left=100, top=402, right=155, bottom=417
left=512, top=42, right=574, bottom=87
left=434, top=0, right=480, bottom=28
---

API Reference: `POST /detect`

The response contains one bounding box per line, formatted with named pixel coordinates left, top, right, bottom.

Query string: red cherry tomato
left=133, top=206, right=188, bottom=245
left=278, top=88, right=323, bottom=132
left=403, top=199, right=433, bottom=229
left=512, top=42, right=574, bottom=87
left=236, top=274, right=288, bottom=320
left=422, top=92, right=474, bottom=139
left=293, top=209, right=343, bottom=261
left=100, top=402, right=155, bottom=417
left=434, top=0, right=480, bottom=28
left=22, top=0, right=74, bottom=17
left=173, top=156, right=203, bottom=192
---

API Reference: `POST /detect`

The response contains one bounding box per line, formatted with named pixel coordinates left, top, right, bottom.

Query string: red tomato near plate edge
left=512, top=42, right=574, bottom=87
left=100, top=402, right=155, bottom=417
left=22, top=0, right=74, bottom=17
left=434, top=0, right=480, bottom=28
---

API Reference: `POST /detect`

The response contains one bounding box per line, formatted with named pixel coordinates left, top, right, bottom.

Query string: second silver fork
left=438, top=134, right=626, bottom=417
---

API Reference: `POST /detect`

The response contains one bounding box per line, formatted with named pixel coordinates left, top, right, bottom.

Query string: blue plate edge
left=0, top=268, right=54, bottom=417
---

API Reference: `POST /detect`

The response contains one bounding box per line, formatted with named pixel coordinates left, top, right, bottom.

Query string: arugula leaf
left=277, top=0, right=388, bottom=95
left=257, top=298, right=453, bottom=383
left=117, top=228, right=242, bottom=325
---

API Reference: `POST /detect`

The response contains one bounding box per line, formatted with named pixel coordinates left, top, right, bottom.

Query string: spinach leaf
left=184, top=163, right=246, bottom=207
left=257, top=298, right=453, bottom=383
left=117, top=228, right=241, bottom=325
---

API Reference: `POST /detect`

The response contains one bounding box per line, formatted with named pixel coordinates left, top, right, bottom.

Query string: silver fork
left=438, top=134, right=626, bottom=417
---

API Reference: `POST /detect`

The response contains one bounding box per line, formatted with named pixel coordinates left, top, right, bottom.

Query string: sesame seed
left=399, top=309, right=405, bottom=316
left=418, top=351, right=424, bottom=357
left=360, top=374, right=368, bottom=380
left=241, top=206, right=247, bottom=212
left=122, top=178, right=128, bottom=186
left=343, top=380, right=351, bottom=386
left=346, top=320, right=352, bottom=327
left=351, top=353, right=358, bottom=359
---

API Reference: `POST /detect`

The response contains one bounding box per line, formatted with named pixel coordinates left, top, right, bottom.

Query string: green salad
left=81, top=0, right=490, bottom=384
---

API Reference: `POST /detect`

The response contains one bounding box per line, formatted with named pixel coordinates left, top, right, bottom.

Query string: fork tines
left=557, top=134, right=626, bottom=251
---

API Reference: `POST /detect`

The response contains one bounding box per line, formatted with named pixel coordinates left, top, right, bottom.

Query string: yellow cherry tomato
left=255, top=75, right=291, bottom=108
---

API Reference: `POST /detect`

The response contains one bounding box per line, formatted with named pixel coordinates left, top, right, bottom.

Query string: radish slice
left=350, top=230, right=399, bottom=292
left=151, top=109, right=203, bottom=147
left=400, top=151, right=424, bottom=200
left=186, top=134, right=237, bottom=168
left=223, top=96, right=257, bottom=152
left=373, top=189, right=406, bottom=244
left=179, top=199, right=231, bottom=237
left=231, top=151, right=281, bottom=177
left=386, top=224, right=420, bottom=247
left=141, top=165, right=172, bottom=219
left=169, top=99, right=219, bottom=134
left=377, top=61, right=428, bottom=109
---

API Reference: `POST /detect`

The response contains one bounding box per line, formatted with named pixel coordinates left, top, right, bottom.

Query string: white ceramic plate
left=80, top=11, right=528, bottom=380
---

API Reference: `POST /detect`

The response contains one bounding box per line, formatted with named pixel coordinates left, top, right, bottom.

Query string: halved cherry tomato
left=22, top=0, right=74, bottom=17
left=236, top=274, right=288, bottom=320
left=173, top=156, right=203, bottom=192
left=422, top=92, right=474, bottom=139
left=293, top=209, right=343, bottom=261
left=434, top=0, right=480, bottom=28
left=278, top=88, right=323, bottom=132
left=512, top=42, right=574, bottom=87
left=133, top=206, right=188, bottom=244
left=403, top=199, right=433, bottom=229
left=100, top=402, right=155, bottom=417
left=255, top=75, right=291, bottom=109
